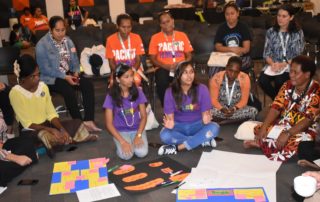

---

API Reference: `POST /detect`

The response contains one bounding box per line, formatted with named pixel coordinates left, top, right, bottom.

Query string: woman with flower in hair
left=103, top=63, right=148, bottom=160
left=9, top=54, right=98, bottom=158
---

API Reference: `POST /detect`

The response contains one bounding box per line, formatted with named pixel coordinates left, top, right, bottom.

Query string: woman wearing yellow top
left=209, top=56, right=258, bottom=123
left=9, top=55, right=98, bottom=158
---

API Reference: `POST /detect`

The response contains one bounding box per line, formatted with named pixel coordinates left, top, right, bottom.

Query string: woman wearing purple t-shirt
left=103, top=63, right=148, bottom=160
left=158, top=61, right=220, bottom=155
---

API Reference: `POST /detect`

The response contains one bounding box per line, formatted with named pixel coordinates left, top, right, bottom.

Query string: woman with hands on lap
left=104, top=63, right=148, bottom=160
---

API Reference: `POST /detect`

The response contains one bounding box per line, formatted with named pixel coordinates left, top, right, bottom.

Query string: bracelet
left=136, top=133, right=142, bottom=138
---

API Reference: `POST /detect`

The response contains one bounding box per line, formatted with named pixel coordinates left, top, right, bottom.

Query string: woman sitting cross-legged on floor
left=158, top=61, right=220, bottom=155
left=209, top=56, right=258, bottom=123
left=0, top=136, right=38, bottom=187
left=9, top=55, right=98, bottom=158
left=104, top=63, right=148, bottom=160
left=244, top=55, right=320, bottom=162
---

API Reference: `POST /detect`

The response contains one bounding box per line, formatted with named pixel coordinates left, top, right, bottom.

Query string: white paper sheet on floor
left=177, top=150, right=282, bottom=202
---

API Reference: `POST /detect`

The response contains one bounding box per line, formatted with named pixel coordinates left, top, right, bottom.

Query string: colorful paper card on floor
left=177, top=187, right=268, bottom=202
left=109, top=157, right=190, bottom=193
left=49, top=158, right=109, bottom=195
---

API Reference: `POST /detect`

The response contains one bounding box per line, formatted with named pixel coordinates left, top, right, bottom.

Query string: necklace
left=289, top=80, right=312, bottom=105
left=121, top=102, right=135, bottom=127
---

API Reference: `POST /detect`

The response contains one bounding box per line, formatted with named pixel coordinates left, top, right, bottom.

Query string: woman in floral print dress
left=244, top=55, right=320, bottom=161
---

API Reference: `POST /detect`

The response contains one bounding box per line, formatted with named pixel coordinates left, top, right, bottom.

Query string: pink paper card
left=65, top=181, right=75, bottom=190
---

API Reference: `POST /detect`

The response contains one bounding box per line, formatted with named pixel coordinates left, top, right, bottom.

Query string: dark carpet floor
left=0, top=72, right=317, bottom=202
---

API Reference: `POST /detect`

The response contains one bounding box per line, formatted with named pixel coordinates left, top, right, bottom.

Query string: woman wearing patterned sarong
left=244, top=55, right=320, bottom=162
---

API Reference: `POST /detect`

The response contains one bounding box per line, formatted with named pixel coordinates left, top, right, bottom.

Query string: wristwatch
left=137, top=133, right=142, bottom=138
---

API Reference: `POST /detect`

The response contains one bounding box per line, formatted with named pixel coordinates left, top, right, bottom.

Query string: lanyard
left=225, top=74, right=236, bottom=107
left=118, top=33, right=131, bottom=59
left=163, top=31, right=176, bottom=63
left=279, top=32, right=289, bottom=61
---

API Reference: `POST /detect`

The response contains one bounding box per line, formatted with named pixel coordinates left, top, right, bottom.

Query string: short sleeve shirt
left=103, top=88, right=147, bottom=131
left=215, top=21, right=251, bottom=48
left=164, top=84, right=212, bottom=123
left=106, top=32, right=145, bottom=67
left=148, top=31, right=193, bottom=65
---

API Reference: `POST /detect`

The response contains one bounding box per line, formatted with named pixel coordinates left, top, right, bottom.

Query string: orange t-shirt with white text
left=106, top=32, right=145, bottom=67
left=20, top=14, right=33, bottom=27
left=29, top=15, right=49, bottom=32
left=148, top=31, right=193, bottom=65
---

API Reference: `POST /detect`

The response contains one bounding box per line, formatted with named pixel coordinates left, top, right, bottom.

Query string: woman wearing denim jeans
left=103, top=63, right=148, bottom=160
left=158, top=61, right=220, bottom=155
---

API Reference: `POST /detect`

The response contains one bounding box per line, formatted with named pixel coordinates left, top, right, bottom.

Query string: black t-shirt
left=215, top=21, right=251, bottom=48
left=64, top=6, right=86, bottom=27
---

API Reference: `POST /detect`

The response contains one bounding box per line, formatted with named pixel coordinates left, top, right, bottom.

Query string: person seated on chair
left=0, top=135, right=38, bottom=187
left=9, top=54, right=98, bottom=158
left=64, top=0, right=89, bottom=29
left=212, top=1, right=252, bottom=77
left=9, top=24, right=31, bottom=49
left=259, top=4, right=304, bottom=100
left=104, top=63, right=148, bottom=160
left=149, top=11, right=193, bottom=107
left=19, top=7, right=32, bottom=41
left=209, top=56, right=258, bottom=123
left=106, top=13, right=145, bottom=87
left=35, top=16, right=101, bottom=132
left=158, top=61, right=220, bottom=155
left=243, top=55, right=320, bottom=162
left=28, top=7, right=49, bottom=36
left=0, top=82, right=15, bottom=140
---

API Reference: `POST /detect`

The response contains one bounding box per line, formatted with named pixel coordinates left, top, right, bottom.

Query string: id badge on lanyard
left=279, top=32, right=289, bottom=63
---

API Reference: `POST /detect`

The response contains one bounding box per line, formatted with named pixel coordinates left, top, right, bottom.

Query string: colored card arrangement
left=49, top=158, right=109, bottom=195
left=177, top=188, right=269, bottom=202
left=109, top=157, right=190, bottom=193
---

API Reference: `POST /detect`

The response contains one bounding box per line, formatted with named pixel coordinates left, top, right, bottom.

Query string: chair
left=0, top=46, right=20, bottom=75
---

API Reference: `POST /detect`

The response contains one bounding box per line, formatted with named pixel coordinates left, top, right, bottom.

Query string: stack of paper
left=177, top=150, right=282, bottom=202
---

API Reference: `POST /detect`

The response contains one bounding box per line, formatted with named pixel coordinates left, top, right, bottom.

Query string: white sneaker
left=202, top=138, right=217, bottom=148
left=158, top=145, right=177, bottom=155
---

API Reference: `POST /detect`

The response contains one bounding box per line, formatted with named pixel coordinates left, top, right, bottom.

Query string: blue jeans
left=113, top=130, right=148, bottom=160
left=160, top=120, right=220, bottom=150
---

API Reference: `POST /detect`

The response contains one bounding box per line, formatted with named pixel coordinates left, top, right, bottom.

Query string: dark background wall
left=0, top=0, right=46, bottom=28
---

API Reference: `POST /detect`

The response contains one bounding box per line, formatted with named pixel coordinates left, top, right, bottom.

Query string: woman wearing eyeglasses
left=9, top=55, right=98, bottom=158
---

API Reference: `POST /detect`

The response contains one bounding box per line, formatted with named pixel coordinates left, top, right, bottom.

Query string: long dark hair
left=109, top=63, right=138, bottom=107
left=171, top=61, right=198, bottom=110
left=273, top=4, right=300, bottom=33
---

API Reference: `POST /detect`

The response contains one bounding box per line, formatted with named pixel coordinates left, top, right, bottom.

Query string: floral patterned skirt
left=254, top=124, right=316, bottom=161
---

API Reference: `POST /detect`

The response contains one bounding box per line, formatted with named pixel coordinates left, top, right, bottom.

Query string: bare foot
left=243, top=140, right=260, bottom=149
left=83, top=121, right=102, bottom=132
left=297, top=159, right=320, bottom=170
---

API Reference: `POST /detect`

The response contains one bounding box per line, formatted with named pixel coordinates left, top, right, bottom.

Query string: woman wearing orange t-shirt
left=106, top=14, right=145, bottom=87
left=29, top=7, right=49, bottom=35
left=149, top=12, right=193, bottom=106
